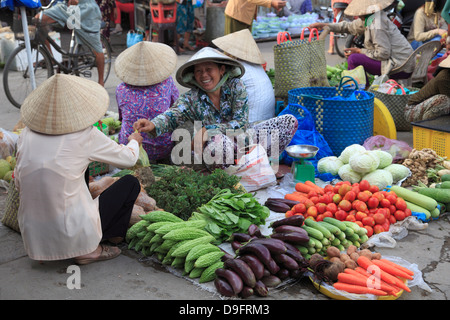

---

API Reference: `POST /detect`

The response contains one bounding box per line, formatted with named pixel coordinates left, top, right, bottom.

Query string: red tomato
left=316, top=203, right=327, bottom=214
left=293, top=203, right=306, bottom=214
left=395, top=197, right=407, bottom=211
left=389, top=215, right=397, bottom=224
left=364, top=225, right=374, bottom=237
left=326, top=202, right=337, bottom=214
left=380, top=199, right=391, bottom=208
left=386, top=194, right=397, bottom=205
left=355, top=221, right=364, bottom=228
left=285, top=210, right=294, bottom=217
left=367, top=196, right=379, bottom=209
left=344, top=191, right=356, bottom=202
left=359, top=180, right=370, bottom=191
left=373, top=213, right=386, bottom=225
left=404, top=208, right=412, bottom=217
left=345, top=214, right=356, bottom=222
left=355, top=211, right=367, bottom=221
left=381, top=220, right=390, bottom=232
left=323, top=211, right=334, bottom=218
left=373, top=224, right=385, bottom=234
left=357, top=192, right=370, bottom=202
left=362, top=216, right=375, bottom=226
left=316, top=214, right=324, bottom=221
left=307, top=206, right=318, bottom=218
left=335, top=210, right=348, bottom=221
left=310, top=196, right=319, bottom=204
left=338, top=199, right=352, bottom=211
left=369, top=185, right=380, bottom=193
left=394, top=210, right=406, bottom=221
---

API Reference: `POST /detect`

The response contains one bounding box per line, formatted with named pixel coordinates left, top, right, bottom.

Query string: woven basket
left=288, top=77, right=374, bottom=156
left=368, top=88, right=419, bottom=132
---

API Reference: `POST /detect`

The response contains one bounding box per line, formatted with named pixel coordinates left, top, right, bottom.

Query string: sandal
left=74, top=244, right=121, bottom=265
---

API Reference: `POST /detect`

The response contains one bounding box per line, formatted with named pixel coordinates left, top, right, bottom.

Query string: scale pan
left=285, top=145, right=319, bottom=159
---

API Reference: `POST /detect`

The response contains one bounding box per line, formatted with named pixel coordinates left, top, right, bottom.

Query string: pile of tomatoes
left=285, top=180, right=411, bottom=237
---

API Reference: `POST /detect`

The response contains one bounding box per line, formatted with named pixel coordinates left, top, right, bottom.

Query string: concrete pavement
left=0, top=30, right=449, bottom=301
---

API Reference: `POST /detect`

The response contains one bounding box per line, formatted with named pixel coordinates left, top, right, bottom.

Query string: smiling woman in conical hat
left=309, top=0, right=414, bottom=86
left=114, top=41, right=179, bottom=162
left=16, top=74, right=144, bottom=265
left=212, top=29, right=275, bottom=123
left=132, top=46, right=298, bottom=172
left=405, top=54, right=450, bottom=122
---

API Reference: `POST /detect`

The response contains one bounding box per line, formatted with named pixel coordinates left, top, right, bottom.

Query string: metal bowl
left=285, top=145, right=319, bottom=159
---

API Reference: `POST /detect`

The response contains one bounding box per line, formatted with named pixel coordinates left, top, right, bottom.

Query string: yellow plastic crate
left=412, top=116, right=450, bottom=159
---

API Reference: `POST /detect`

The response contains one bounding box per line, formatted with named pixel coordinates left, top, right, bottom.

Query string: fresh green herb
left=145, top=166, right=243, bottom=220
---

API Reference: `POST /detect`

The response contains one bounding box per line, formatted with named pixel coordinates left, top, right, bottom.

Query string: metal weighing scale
left=285, top=145, right=319, bottom=183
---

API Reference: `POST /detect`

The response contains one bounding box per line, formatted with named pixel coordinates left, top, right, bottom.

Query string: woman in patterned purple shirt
left=114, top=42, right=179, bottom=162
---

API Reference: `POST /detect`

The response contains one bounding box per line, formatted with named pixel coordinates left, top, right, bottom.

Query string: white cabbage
left=373, top=150, right=393, bottom=169
left=317, top=156, right=344, bottom=176
left=383, top=164, right=411, bottom=183
left=362, top=169, right=394, bottom=190
left=338, top=144, right=366, bottom=164
left=349, top=151, right=380, bottom=174
left=338, top=164, right=362, bottom=184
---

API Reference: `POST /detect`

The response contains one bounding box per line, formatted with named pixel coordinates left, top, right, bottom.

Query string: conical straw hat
left=345, top=0, right=394, bottom=16
left=176, top=47, right=245, bottom=89
left=212, top=29, right=266, bottom=65
left=439, top=55, right=450, bottom=68
left=21, top=74, right=109, bottom=135
left=114, top=41, right=177, bottom=86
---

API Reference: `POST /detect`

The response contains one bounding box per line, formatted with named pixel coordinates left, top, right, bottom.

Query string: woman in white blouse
left=15, top=74, right=143, bottom=265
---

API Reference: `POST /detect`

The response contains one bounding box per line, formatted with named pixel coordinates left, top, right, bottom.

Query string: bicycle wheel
left=3, top=44, right=54, bottom=109
left=333, top=10, right=352, bottom=58
left=73, top=34, right=112, bottom=84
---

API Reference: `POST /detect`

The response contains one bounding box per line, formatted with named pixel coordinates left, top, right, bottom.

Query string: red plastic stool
left=150, top=3, right=177, bottom=24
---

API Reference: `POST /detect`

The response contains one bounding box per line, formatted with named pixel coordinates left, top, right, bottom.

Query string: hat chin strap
left=183, top=67, right=242, bottom=93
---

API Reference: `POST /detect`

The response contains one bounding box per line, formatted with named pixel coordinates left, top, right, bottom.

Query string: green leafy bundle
left=190, top=189, right=270, bottom=243
left=145, top=166, right=242, bottom=221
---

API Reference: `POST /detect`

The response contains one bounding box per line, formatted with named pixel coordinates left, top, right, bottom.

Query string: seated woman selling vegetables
left=310, top=0, right=414, bottom=84
left=115, top=41, right=179, bottom=162
left=133, top=47, right=298, bottom=170
left=15, top=74, right=143, bottom=265
left=404, top=55, right=450, bottom=122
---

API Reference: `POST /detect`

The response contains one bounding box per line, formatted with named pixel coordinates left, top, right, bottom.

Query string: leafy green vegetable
left=190, top=189, right=270, bottom=242
left=145, top=165, right=242, bottom=220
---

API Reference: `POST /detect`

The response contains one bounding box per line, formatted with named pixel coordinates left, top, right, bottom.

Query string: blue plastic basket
left=287, top=76, right=374, bottom=156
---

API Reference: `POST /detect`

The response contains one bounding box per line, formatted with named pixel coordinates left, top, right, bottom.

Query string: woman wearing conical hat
left=212, top=29, right=276, bottom=123
left=15, top=74, right=143, bottom=264
left=404, top=55, right=450, bottom=122
left=133, top=47, right=297, bottom=170
left=114, top=41, right=179, bottom=162
left=310, top=0, right=414, bottom=84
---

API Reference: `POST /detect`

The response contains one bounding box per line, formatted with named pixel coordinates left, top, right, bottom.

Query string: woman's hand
left=128, top=132, right=143, bottom=145
left=344, top=47, right=361, bottom=58
left=309, top=22, right=328, bottom=31
left=133, top=119, right=155, bottom=133
left=271, top=0, right=287, bottom=11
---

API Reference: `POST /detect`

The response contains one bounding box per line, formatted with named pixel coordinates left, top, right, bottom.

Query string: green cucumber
left=441, top=174, right=450, bottom=182
left=317, top=221, right=342, bottom=235
left=405, top=200, right=431, bottom=219
left=309, top=237, right=323, bottom=250
left=304, top=218, right=332, bottom=239
left=301, top=225, right=324, bottom=240
left=323, top=217, right=347, bottom=231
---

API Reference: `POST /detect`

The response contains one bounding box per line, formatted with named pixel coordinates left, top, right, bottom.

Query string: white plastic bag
left=225, top=144, right=277, bottom=192
left=0, top=128, right=19, bottom=159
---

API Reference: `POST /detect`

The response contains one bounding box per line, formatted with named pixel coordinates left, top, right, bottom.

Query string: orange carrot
left=305, top=180, right=324, bottom=194
left=295, top=182, right=315, bottom=194
left=357, top=256, right=411, bottom=292
left=372, top=259, right=413, bottom=280
left=284, top=193, right=308, bottom=202
left=341, top=270, right=396, bottom=294
left=333, top=282, right=388, bottom=296
left=354, top=267, right=401, bottom=295
left=379, top=259, right=414, bottom=276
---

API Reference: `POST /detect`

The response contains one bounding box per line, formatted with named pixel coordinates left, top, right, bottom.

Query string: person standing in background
left=407, top=4, right=447, bottom=49
left=328, top=0, right=352, bottom=55
left=95, top=0, right=115, bottom=40
left=224, top=0, right=287, bottom=35
left=176, top=0, right=196, bottom=52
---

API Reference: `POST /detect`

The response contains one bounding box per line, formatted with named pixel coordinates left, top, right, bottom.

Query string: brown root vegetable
left=340, top=253, right=351, bottom=262
left=346, top=245, right=358, bottom=256
left=323, top=263, right=343, bottom=282
left=135, top=191, right=157, bottom=212
left=344, top=259, right=357, bottom=269
left=89, top=176, right=116, bottom=199
left=309, top=253, right=325, bottom=269
left=350, top=252, right=360, bottom=262
left=129, top=205, right=146, bottom=226
left=371, top=252, right=382, bottom=260
left=326, top=246, right=341, bottom=259
left=359, top=249, right=373, bottom=260
left=330, top=257, right=342, bottom=264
